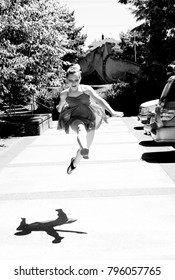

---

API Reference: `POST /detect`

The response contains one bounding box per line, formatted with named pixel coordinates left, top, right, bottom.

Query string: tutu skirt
left=58, top=103, right=108, bottom=134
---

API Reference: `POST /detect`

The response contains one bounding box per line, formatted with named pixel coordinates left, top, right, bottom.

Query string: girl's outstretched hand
left=111, top=111, right=124, bottom=117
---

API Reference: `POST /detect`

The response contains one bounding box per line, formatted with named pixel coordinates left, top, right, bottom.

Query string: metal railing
left=0, top=96, right=54, bottom=117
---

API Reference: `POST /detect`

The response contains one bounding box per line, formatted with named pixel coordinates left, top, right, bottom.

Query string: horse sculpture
left=79, top=40, right=141, bottom=84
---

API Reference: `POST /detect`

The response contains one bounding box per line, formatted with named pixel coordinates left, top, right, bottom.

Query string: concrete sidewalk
left=0, top=117, right=175, bottom=261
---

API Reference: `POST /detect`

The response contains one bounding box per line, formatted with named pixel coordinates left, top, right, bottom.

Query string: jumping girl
left=57, top=64, right=123, bottom=174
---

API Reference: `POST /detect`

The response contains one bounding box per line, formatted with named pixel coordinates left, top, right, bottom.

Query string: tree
left=61, top=11, right=87, bottom=68
left=117, top=0, right=175, bottom=65
left=119, top=30, right=147, bottom=64
left=0, top=0, right=86, bottom=107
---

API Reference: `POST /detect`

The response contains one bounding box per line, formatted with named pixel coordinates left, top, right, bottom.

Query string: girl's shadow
left=14, top=209, right=87, bottom=244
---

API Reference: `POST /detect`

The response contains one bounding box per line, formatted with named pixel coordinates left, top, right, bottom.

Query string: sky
left=59, top=0, right=138, bottom=47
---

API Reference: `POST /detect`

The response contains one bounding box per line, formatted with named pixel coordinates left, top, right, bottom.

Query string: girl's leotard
left=58, top=91, right=108, bottom=133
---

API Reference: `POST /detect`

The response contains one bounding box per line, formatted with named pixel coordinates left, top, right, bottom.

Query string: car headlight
left=160, top=109, right=175, bottom=121
left=140, top=107, right=149, bottom=114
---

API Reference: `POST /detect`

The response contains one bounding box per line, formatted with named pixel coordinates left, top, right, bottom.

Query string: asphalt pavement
left=0, top=116, right=175, bottom=263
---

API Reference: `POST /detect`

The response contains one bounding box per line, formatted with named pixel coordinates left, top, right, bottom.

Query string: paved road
left=0, top=117, right=175, bottom=263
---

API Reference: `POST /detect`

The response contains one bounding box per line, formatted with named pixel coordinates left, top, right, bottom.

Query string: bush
left=104, top=81, right=138, bottom=116
left=104, top=63, right=168, bottom=116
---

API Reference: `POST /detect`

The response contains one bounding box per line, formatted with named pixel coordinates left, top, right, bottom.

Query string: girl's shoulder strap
left=80, top=84, right=92, bottom=95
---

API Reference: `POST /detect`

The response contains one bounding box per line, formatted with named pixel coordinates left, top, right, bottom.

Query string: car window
left=160, top=82, right=171, bottom=102
left=165, top=79, right=175, bottom=101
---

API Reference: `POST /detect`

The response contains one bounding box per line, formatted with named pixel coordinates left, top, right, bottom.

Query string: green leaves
left=0, top=0, right=86, bottom=106
left=117, top=0, right=175, bottom=65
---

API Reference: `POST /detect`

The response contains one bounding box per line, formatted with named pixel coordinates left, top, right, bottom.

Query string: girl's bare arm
left=86, top=86, right=124, bottom=117
left=56, top=92, right=67, bottom=113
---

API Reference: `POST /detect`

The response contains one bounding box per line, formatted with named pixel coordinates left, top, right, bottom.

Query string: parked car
left=138, top=99, right=159, bottom=124
left=150, top=75, right=175, bottom=142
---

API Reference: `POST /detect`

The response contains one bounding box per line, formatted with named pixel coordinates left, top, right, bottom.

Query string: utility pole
left=133, top=31, right=137, bottom=63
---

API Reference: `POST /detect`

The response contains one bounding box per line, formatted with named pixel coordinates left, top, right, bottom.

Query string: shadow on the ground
left=141, top=150, right=175, bottom=163
left=139, top=140, right=174, bottom=147
left=134, top=126, right=144, bottom=130
left=14, top=209, right=87, bottom=244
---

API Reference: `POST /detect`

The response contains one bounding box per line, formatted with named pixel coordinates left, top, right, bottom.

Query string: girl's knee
left=77, top=124, right=86, bottom=133
left=71, top=122, right=80, bottom=132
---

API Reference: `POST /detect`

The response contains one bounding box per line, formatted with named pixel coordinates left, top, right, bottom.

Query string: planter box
left=0, top=113, right=52, bottom=136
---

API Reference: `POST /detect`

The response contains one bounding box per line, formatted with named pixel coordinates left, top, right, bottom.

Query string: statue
left=79, top=40, right=141, bottom=84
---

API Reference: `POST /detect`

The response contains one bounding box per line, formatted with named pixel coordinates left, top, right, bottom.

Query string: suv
left=150, top=75, right=175, bottom=142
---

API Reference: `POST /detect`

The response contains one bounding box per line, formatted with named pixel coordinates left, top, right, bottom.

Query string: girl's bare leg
left=69, top=121, right=87, bottom=168
left=76, top=123, right=88, bottom=150
left=73, top=129, right=95, bottom=167
left=87, top=129, right=95, bottom=148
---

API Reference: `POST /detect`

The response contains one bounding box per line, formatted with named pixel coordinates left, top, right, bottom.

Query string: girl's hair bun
left=66, top=64, right=82, bottom=77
